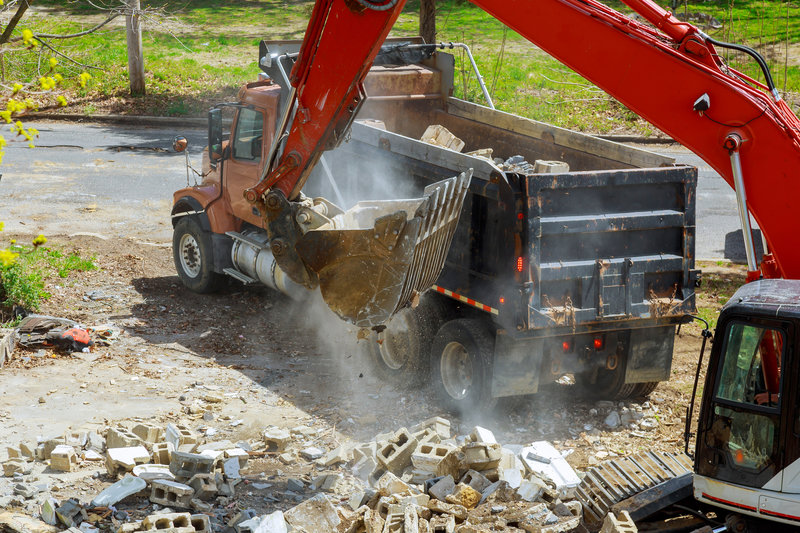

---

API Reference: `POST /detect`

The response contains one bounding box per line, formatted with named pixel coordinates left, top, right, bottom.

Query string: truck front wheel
left=173, top=216, right=224, bottom=293
left=430, top=319, right=496, bottom=413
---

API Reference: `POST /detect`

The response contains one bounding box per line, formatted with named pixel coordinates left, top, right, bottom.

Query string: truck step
left=223, top=268, right=257, bottom=285
left=574, top=450, right=693, bottom=528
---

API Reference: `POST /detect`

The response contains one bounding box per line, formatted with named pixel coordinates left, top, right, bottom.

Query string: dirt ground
left=0, top=232, right=746, bottom=523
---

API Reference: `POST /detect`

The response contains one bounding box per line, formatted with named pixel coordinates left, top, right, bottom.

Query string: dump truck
left=172, top=41, right=697, bottom=411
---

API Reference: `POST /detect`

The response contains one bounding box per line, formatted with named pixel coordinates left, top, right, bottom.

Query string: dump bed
left=262, top=43, right=697, bottom=334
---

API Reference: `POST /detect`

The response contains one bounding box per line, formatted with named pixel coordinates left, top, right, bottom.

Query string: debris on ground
left=0, top=413, right=691, bottom=532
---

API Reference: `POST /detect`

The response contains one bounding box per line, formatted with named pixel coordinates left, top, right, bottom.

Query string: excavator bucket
left=296, top=171, right=472, bottom=327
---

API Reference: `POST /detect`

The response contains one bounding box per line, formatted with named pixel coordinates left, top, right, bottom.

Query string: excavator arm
left=249, top=0, right=800, bottom=326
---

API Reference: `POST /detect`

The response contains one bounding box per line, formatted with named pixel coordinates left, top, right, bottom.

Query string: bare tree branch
left=21, top=13, right=122, bottom=40
left=0, top=0, right=34, bottom=45
left=34, top=37, right=104, bottom=71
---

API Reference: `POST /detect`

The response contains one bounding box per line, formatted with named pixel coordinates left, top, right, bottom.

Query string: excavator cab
left=693, top=279, right=800, bottom=525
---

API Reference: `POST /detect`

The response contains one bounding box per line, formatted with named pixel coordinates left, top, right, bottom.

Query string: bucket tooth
left=296, top=171, right=472, bottom=326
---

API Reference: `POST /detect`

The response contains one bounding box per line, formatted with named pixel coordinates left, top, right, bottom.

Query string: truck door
left=696, top=318, right=789, bottom=491
left=224, top=107, right=265, bottom=227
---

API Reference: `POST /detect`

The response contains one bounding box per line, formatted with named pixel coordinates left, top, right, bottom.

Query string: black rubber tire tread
left=365, top=293, right=450, bottom=388
left=577, top=365, right=637, bottom=400
left=631, top=381, right=659, bottom=398
left=430, top=318, right=497, bottom=414
left=172, top=216, right=225, bottom=294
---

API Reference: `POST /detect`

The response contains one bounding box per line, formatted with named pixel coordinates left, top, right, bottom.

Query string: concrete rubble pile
left=1, top=416, right=640, bottom=533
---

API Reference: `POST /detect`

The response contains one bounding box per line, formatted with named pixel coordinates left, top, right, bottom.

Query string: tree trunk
left=0, top=0, right=34, bottom=45
left=420, top=0, right=436, bottom=44
left=126, top=0, right=145, bottom=95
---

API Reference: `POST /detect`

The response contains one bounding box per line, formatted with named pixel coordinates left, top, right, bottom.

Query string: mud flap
left=296, top=171, right=472, bottom=327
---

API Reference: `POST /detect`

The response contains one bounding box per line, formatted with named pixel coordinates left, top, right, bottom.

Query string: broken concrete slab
left=284, top=494, right=340, bottom=533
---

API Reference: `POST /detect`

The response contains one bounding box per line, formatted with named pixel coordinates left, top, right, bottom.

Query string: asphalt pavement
left=1, top=119, right=746, bottom=261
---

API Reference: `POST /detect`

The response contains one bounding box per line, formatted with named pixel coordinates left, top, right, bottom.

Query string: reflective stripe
left=433, top=285, right=499, bottom=315
left=701, top=492, right=758, bottom=512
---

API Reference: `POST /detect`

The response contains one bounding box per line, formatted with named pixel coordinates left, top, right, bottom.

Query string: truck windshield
left=705, top=322, right=784, bottom=481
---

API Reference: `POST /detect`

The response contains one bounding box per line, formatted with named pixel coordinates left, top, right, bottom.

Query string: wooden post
left=420, top=0, right=436, bottom=44
left=125, top=0, right=145, bottom=95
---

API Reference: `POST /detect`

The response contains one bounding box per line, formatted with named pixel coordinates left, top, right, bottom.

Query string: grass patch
left=13, top=0, right=800, bottom=133
left=0, top=241, right=97, bottom=318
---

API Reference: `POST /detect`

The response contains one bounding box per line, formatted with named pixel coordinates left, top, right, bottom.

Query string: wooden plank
left=446, top=98, right=675, bottom=169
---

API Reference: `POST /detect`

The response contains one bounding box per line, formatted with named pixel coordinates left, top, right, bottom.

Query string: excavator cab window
left=699, top=320, right=786, bottom=487
left=232, top=107, right=264, bottom=162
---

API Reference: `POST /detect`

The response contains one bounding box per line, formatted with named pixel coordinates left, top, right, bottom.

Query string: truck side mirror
left=208, top=108, right=224, bottom=162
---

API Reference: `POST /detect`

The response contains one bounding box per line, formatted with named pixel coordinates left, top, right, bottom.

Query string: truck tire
left=430, top=318, right=496, bottom=413
left=173, top=216, right=224, bottom=293
left=631, top=381, right=658, bottom=398
left=366, top=293, right=452, bottom=388
left=576, top=365, right=636, bottom=400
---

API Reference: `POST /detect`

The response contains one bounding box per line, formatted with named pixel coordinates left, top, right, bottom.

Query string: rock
left=284, top=494, right=340, bottom=533
left=640, top=417, right=658, bottom=431
left=300, top=447, right=324, bottom=461
left=604, top=411, right=621, bottom=428
left=287, top=478, right=304, bottom=492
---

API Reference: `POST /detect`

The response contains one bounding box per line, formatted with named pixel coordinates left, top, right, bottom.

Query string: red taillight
left=499, top=296, right=505, bottom=304
left=516, top=256, right=524, bottom=272
left=517, top=212, right=524, bottom=220
left=593, top=337, right=604, bottom=350
left=562, top=340, right=571, bottom=352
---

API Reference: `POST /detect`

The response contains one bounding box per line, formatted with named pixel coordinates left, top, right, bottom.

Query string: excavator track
left=575, top=451, right=694, bottom=528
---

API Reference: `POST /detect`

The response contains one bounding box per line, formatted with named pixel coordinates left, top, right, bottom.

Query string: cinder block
left=187, top=473, right=217, bottom=500
left=86, top=432, right=105, bottom=454
left=600, top=510, right=638, bottom=533
left=50, top=445, right=78, bottom=472
left=166, top=423, right=198, bottom=449
left=3, top=458, right=29, bottom=476
left=142, top=511, right=195, bottom=532
left=411, top=417, right=451, bottom=440
left=189, top=514, right=212, bottom=533
left=224, top=447, right=249, bottom=467
left=469, top=426, right=497, bottom=445
left=170, top=451, right=215, bottom=481
left=41, top=438, right=63, bottom=460
left=412, top=443, right=454, bottom=471
left=411, top=427, right=441, bottom=446
left=445, top=483, right=480, bottom=509
left=55, top=498, right=88, bottom=528
left=18, top=442, right=36, bottom=458
left=64, top=432, right=88, bottom=449
left=150, top=479, right=194, bottom=509
left=429, top=515, right=456, bottom=533
left=427, top=475, right=455, bottom=501
left=132, top=423, right=164, bottom=444
left=106, top=446, right=151, bottom=476
left=377, top=428, right=418, bottom=474
left=152, top=442, right=174, bottom=465
left=383, top=510, right=404, bottom=533
left=106, top=427, right=144, bottom=449
left=460, top=470, right=491, bottom=493
left=262, top=427, right=291, bottom=452
left=462, top=443, right=501, bottom=471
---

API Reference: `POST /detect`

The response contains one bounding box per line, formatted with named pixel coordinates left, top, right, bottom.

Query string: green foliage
left=0, top=243, right=97, bottom=312
left=22, top=0, right=800, bottom=132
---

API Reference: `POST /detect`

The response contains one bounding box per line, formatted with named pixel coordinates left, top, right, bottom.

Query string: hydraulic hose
left=705, top=36, right=781, bottom=102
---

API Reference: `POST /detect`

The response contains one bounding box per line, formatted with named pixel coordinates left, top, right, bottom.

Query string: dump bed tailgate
left=523, top=165, right=697, bottom=330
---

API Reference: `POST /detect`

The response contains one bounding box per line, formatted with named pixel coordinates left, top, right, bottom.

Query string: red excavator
left=177, top=0, right=800, bottom=527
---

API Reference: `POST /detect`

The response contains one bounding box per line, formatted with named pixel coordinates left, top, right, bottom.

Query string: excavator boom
left=252, top=0, right=800, bottom=323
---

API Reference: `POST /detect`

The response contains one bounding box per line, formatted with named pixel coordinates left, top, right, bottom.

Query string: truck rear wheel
left=430, top=318, right=496, bottom=413
left=576, top=365, right=658, bottom=400
left=366, top=293, right=452, bottom=388
left=173, top=216, right=224, bottom=293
